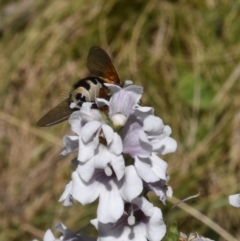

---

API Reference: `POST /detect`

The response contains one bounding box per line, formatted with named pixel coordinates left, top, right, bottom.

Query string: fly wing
left=87, top=47, right=120, bottom=85
left=36, top=99, right=74, bottom=127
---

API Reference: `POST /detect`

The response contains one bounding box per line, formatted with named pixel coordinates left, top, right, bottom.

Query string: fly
left=37, top=47, right=121, bottom=127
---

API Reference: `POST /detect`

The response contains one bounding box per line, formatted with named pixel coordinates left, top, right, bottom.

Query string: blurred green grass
left=0, top=0, right=240, bottom=240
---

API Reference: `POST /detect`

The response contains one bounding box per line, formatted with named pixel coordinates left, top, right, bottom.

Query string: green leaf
left=164, top=222, right=179, bottom=241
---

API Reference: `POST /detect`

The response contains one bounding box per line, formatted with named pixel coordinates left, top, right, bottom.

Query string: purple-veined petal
left=120, top=166, right=143, bottom=202
left=122, top=120, right=150, bottom=158
left=109, top=90, right=135, bottom=117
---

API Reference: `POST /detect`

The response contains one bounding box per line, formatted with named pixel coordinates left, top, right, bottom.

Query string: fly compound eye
left=76, top=93, right=87, bottom=102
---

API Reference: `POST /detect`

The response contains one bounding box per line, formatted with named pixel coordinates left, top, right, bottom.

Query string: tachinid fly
left=37, top=47, right=121, bottom=127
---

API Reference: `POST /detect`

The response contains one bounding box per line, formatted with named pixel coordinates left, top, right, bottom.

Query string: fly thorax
left=70, top=87, right=90, bottom=106
left=70, top=78, right=104, bottom=107
left=86, top=79, right=103, bottom=100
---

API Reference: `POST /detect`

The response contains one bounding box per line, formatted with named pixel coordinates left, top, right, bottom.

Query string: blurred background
left=0, top=0, right=240, bottom=240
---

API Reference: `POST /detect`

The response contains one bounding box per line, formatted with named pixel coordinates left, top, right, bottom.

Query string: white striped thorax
left=70, top=77, right=105, bottom=105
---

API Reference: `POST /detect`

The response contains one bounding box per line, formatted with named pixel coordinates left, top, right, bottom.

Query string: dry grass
left=1, top=0, right=240, bottom=240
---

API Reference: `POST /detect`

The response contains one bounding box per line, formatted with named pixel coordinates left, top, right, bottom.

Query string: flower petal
left=132, top=196, right=153, bottom=217
left=152, top=136, right=177, bottom=155
left=104, top=83, right=122, bottom=94
left=138, top=130, right=152, bottom=157
left=102, top=124, right=114, bottom=145
left=146, top=207, right=166, bottom=241
left=69, top=111, right=82, bottom=135
left=143, top=115, right=164, bottom=136
left=61, top=135, right=79, bottom=156
left=133, top=106, right=154, bottom=120
left=151, top=154, right=168, bottom=180
left=59, top=181, right=74, bottom=206
left=77, top=158, right=95, bottom=182
left=109, top=90, right=135, bottom=117
left=109, top=133, right=123, bottom=155
left=95, top=98, right=109, bottom=108
left=124, top=84, right=143, bottom=104
left=78, top=136, right=99, bottom=162
left=120, top=166, right=143, bottom=202
left=43, top=229, right=55, bottom=241
left=111, top=154, right=125, bottom=181
left=98, top=180, right=124, bottom=223
left=122, top=119, right=150, bottom=158
left=81, top=121, right=101, bottom=143
left=72, top=171, right=99, bottom=205
left=80, top=102, right=103, bottom=122
left=229, top=194, right=240, bottom=207
left=135, top=157, right=159, bottom=183
left=94, top=145, right=111, bottom=169
left=91, top=218, right=127, bottom=241
left=132, top=223, right=148, bottom=241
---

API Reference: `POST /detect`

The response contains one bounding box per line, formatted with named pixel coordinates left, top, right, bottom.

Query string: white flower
left=96, top=83, right=143, bottom=121
left=142, top=115, right=177, bottom=155
left=120, top=116, right=168, bottom=183
left=229, top=193, right=240, bottom=207
left=63, top=165, right=142, bottom=224
left=43, top=223, right=96, bottom=241
left=60, top=103, right=104, bottom=157
left=77, top=121, right=124, bottom=179
left=91, top=197, right=166, bottom=241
